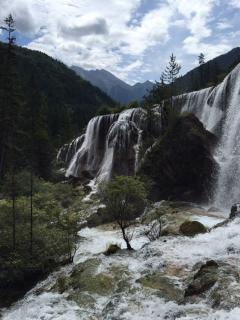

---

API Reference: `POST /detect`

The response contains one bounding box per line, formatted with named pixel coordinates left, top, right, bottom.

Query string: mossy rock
left=68, top=292, right=96, bottom=308
left=209, top=263, right=240, bottom=309
left=185, top=260, right=219, bottom=297
left=69, top=258, right=115, bottom=295
left=180, top=220, right=207, bottom=236
left=78, top=273, right=114, bottom=295
left=70, top=258, right=100, bottom=280
left=137, top=272, right=184, bottom=303
left=60, top=259, right=130, bottom=300
left=161, top=225, right=181, bottom=236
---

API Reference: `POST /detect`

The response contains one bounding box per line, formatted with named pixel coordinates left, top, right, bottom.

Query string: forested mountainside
left=0, top=42, right=115, bottom=146
left=175, top=47, right=240, bottom=93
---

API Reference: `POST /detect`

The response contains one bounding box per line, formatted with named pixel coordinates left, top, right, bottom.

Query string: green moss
left=137, top=272, right=183, bottom=302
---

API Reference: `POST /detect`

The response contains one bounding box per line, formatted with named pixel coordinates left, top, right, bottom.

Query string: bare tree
left=145, top=219, right=162, bottom=242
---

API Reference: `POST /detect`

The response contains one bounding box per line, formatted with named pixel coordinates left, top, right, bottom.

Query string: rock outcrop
left=139, top=114, right=218, bottom=202
left=185, top=260, right=219, bottom=297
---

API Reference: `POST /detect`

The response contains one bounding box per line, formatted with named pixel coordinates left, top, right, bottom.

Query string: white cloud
left=169, top=0, right=232, bottom=60
left=21, top=0, right=175, bottom=81
left=217, top=21, right=232, bottom=30
left=183, top=36, right=231, bottom=59
left=230, top=0, right=240, bottom=8
left=0, top=0, right=239, bottom=83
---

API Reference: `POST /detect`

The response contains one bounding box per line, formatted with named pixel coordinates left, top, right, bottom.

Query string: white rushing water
left=213, top=64, right=240, bottom=208
left=176, top=63, right=240, bottom=208
left=59, top=63, right=240, bottom=208
left=2, top=210, right=240, bottom=320
left=63, top=108, right=147, bottom=183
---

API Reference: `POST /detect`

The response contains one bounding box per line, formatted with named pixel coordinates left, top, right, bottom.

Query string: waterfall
left=63, top=108, right=147, bottom=183
left=175, top=86, right=224, bottom=133
left=57, top=135, right=85, bottom=164
left=177, top=63, right=240, bottom=208
left=66, top=114, right=118, bottom=179
left=213, top=64, right=240, bottom=208
left=59, top=62, right=240, bottom=208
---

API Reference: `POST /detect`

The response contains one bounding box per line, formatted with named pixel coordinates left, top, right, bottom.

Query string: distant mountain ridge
left=71, top=66, right=153, bottom=104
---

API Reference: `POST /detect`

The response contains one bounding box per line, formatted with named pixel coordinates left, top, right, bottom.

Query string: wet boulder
left=104, top=244, right=121, bottom=256
left=185, top=260, right=219, bottom=297
left=137, top=272, right=184, bottom=303
left=229, top=203, right=240, bottom=219
left=180, top=220, right=207, bottom=236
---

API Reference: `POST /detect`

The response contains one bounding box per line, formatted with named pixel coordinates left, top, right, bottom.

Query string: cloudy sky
left=0, top=0, right=240, bottom=84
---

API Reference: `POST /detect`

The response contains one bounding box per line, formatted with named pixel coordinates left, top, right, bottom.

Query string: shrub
left=99, top=176, right=147, bottom=250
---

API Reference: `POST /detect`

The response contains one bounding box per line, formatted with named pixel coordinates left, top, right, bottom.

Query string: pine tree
left=198, top=53, right=205, bottom=65
left=162, top=53, right=181, bottom=108
left=0, top=15, right=25, bottom=250
left=0, top=15, right=17, bottom=250
left=0, top=15, right=16, bottom=178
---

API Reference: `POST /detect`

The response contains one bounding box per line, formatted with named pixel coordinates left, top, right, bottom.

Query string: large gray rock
left=185, top=260, right=219, bottom=297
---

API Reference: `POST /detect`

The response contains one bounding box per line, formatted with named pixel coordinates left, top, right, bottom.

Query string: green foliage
left=162, top=54, right=181, bottom=86
left=144, top=81, right=170, bottom=105
left=144, top=54, right=181, bottom=107
left=99, top=176, right=147, bottom=221
left=96, top=105, right=114, bottom=116
left=99, top=176, right=147, bottom=250
left=0, top=171, right=84, bottom=306
left=0, top=40, right=116, bottom=178
left=4, top=41, right=115, bottom=142
left=126, top=100, right=140, bottom=109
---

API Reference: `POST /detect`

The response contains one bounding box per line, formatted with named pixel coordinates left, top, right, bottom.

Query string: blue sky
left=1, top=0, right=240, bottom=84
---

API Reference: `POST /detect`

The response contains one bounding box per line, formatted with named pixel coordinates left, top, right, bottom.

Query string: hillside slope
left=175, top=47, right=240, bottom=93
left=0, top=42, right=115, bottom=145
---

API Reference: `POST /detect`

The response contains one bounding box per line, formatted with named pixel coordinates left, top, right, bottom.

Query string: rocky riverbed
left=1, top=201, right=240, bottom=320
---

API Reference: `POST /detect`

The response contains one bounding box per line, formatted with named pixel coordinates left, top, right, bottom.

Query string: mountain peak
left=72, top=66, right=154, bottom=104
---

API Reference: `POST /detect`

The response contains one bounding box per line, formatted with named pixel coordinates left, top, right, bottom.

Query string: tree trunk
left=120, top=225, right=133, bottom=251
left=125, top=239, right=133, bottom=250
left=11, top=172, right=16, bottom=251
left=30, top=169, right=33, bottom=256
